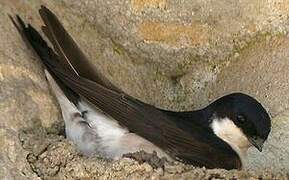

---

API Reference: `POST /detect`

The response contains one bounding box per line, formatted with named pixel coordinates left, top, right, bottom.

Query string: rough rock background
left=0, top=0, right=289, bottom=179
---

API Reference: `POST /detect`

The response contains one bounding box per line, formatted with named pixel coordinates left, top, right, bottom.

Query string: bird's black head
left=206, top=93, right=271, bottom=152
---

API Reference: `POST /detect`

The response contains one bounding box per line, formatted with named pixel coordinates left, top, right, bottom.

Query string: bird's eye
left=237, top=115, right=246, bottom=123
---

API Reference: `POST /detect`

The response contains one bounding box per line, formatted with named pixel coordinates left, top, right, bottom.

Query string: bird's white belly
left=65, top=100, right=169, bottom=159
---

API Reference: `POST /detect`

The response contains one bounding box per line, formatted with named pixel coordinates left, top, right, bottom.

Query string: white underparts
left=210, top=117, right=252, bottom=164
left=45, top=70, right=169, bottom=160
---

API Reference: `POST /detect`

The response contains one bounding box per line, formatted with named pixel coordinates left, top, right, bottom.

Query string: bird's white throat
left=210, top=117, right=251, bottom=163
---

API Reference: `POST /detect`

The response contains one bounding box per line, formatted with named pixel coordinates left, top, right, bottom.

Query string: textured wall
left=0, top=0, right=289, bottom=179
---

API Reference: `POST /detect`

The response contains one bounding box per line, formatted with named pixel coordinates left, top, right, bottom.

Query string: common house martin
left=9, top=6, right=271, bottom=170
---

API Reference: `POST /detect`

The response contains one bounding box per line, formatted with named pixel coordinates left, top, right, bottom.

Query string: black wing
left=39, top=6, right=122, bottom=93
left=10, top=7, right=241, bottom=170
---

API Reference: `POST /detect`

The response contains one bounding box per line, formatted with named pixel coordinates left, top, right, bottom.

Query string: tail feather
left=10, top=5, right=122, bottom=105
left=9, top=14, right=79, bottom=104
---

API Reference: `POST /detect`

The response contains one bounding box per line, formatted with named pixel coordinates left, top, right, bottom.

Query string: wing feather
left=39, top=6, right=121, bottom=92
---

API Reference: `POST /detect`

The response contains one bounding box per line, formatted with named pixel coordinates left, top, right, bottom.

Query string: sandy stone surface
left=1, top=0, right=289, bottom=179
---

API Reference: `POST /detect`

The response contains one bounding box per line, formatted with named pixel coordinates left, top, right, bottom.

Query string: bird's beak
left=248, top=137, right=264, bottom=152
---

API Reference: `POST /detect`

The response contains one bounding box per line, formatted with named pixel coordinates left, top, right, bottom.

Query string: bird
left=9, top=6, right=271, bottom=170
